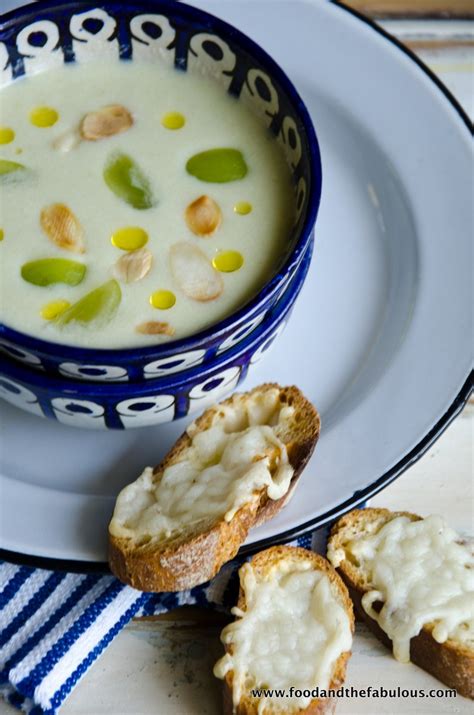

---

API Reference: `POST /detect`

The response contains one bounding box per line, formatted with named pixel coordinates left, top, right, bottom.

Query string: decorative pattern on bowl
left=0, top=0, right=322, bottom=382
left=0, top=247, right=311, bottom=429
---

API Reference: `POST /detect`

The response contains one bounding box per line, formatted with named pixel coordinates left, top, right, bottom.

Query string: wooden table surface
left=349, top=0, right=473, bottom=16
left=1, top=5, right=472, bottom=715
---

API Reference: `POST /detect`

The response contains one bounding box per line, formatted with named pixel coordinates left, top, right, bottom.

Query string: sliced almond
left=170, top=242, right=223, bottom=302
left=52, top=129, right=81, bottom=153
left=185, top=195, right=222, bottom=237
left=112, top=247, right=153, bottom=284
left=40, top=203, right=85, bottom=254
left=136, top=321, right=175, bottom=336
left=81, top=104, right=133, bottom=141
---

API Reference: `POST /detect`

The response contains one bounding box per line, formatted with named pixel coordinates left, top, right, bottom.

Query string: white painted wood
left=412, top=45, right=473, bottom=119
left=381, top=19, right=473, bottom=39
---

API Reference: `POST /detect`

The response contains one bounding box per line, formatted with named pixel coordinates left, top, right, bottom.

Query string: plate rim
left=1, top=0, right=472, bottom=572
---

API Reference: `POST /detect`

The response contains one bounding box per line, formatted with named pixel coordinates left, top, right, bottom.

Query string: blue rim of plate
left=0, top=0, right=322, bottom=366
left=0, top=0, right=472, bottom=573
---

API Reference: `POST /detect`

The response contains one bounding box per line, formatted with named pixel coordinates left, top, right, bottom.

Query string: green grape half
left=103, top=152, right=156, bottom=209
left=56, top=279, right=121, bottom=327
left=185, top=148, right=248, bottom=183
left=0, top=159, right=26, bottom=180
left=21, top=258, right=86, bottom=287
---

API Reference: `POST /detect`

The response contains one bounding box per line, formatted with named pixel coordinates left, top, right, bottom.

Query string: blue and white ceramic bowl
left=0, top=247, right=311, bottom=429
left=0, top=0, right=321, bottom=383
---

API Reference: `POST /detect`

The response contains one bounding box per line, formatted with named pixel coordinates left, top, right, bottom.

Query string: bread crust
left=328, top=508, right=474, bottom=699
left=109, top=384, right=320, bottom=592
left=220, top=545, right=354, bottom=715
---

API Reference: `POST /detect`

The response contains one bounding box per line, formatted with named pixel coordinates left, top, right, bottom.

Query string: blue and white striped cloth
left=0, top=530, right=329, bottom=715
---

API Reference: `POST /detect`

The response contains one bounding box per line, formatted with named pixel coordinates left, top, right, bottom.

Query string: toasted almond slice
left=136, top=321, right=175, bottom=336
left=81, top=104, right=133, bottom=141
left=170, top=242, right=224, bottom=302
left=40, top=203, right=85, bottom=254
left=52, top=129, right=81, bottom=153
left=185, top=195, right=222, bottom=237
left=112, top=247, right=153, bottom=284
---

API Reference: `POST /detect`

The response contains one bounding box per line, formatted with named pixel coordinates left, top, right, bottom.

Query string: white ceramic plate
left=0, top=0, right=472, bottom=569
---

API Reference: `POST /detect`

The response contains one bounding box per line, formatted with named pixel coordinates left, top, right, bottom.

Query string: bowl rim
left=0, top=0, right=322, bottom=362
left=0, top=243, right=312, bottom=395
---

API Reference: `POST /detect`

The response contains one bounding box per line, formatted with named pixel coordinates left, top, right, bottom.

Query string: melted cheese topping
left=109, top=389, right=295, bottom=540
left=328, top=515, right=474, bottom=662
left=214, top=560, right=352, bottom=712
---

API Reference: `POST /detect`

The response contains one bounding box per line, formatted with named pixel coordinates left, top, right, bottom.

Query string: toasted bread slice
left=214, top=545, right=354, bottom=714
left=109, top=384, right=320, bottom=592
left=328, top=508, right=474, bottom=699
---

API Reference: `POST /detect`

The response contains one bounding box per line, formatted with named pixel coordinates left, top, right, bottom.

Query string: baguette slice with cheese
left=109, top=384, right=319, bottom=592
left=327, top=508, right=474, bottom=699
left=214, top=545, right=354, bottom=714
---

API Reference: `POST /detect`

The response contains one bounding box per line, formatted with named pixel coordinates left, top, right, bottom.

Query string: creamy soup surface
left=0, top=61, right=295, bottom=348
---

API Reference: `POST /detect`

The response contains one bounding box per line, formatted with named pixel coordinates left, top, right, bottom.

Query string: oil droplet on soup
left=212, top=250, right=244, bottom=273
left=111, top=226, right=149, bottom=251
left=161, top=112, right=186, bottom=130
left=41, top=299, right=71, bottom=321
left=0, top=127, right=15, bottom=144
left=30, top=106, right=59, bottom=128
left=150, top=290, right=176, bottom=310
left=234, top=201, right=252, bottom=215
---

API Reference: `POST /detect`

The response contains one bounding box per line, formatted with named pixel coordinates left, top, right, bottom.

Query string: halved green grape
left=185, top=148, right=248, bottom=183
left=56, top=279, right=121, bottom=327
left=0, top=159, right=26, bottom=179
left=103, top=152, right=156, bottom=209
left=21, top=258, right=86, bottom=287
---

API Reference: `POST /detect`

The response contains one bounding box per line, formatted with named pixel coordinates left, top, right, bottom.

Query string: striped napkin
left=0, top=530, right=327, bottom=715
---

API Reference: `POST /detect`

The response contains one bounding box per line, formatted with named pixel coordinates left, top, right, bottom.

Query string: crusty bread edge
left=108, top=384, right=320, bottom=592
left=328, top=508, right=474, bottom=699
left=253, top=385, right=320, bottom=527
left=221, top=545, right=354, bottom=715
